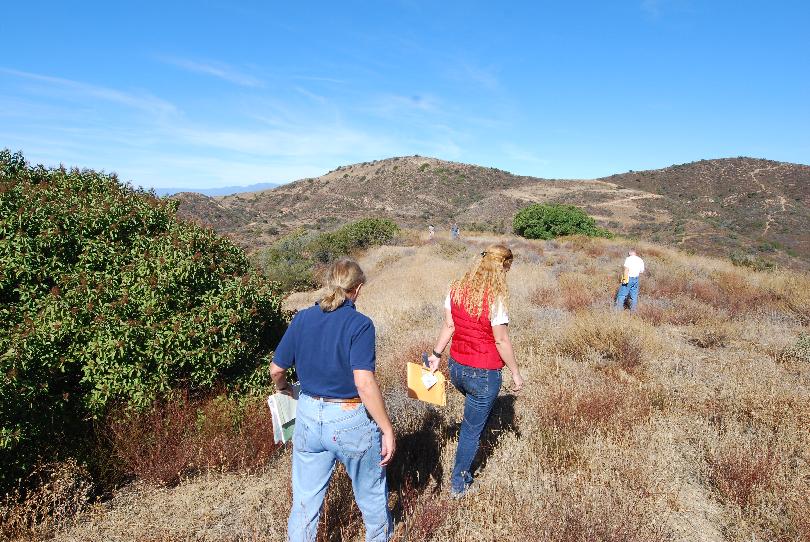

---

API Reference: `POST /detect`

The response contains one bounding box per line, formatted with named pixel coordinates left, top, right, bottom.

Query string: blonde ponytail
left=319, top=258, right=366, bottom=312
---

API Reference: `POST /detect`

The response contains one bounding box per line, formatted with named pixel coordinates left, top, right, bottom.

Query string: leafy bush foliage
left=729, top=250, right=776, bottom=271
left=513, top=203, right=612, bottom=240
left=309, top=218, right=400, bottom=263
left=0, top=150, right=285, bottom=488
left=256, top=218, right=400, bottom=292
left=256, top=229, right=318, bottom=292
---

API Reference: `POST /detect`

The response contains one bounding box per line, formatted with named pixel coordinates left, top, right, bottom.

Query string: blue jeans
left=288, top=395, right=392, bottom=542
left=448, top=358, right=502, bottom=494
left=615, top=277, right=639, bottom=311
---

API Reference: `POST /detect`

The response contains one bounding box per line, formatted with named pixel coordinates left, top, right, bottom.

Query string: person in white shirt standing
left=615, top=249, right=645, bottom=311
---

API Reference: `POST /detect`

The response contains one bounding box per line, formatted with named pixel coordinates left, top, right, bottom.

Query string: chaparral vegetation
left=1, top=153, right=808, bottom=542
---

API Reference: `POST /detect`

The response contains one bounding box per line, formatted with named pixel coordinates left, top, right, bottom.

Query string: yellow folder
left=406, top=362, right=447, bottom=406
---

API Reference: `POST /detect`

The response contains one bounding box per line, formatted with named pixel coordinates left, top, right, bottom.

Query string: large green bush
left=309, top=218, right=400, bottom=263
left=513, top=203, right=612, bottom=240
left=0, top=150, right=285, bottom=487
left=257, top=218, right=400, bottom=291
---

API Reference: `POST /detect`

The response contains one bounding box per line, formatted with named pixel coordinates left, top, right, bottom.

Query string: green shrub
left=729, top=251, right=776, bottom=271
left=513, top=203, right=612, bottom=240
left=257, top=218, right=400, bottom=289
left=255, top=229, right=319, bottom=292
left=0, top=150, right=286, bottom=488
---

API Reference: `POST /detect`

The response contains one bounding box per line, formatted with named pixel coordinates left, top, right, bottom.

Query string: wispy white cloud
left=0, top=67, right=177, bottom=117
left=294, top=86, right=327, bottom=104
left=290, top=75, right=346, bottom=84
left=158, top=56, right=264, bottom=87
left=172, top=122, right=397, bottom=159
left=0, top=67, right=483, bottom=187
left=456, top=61, right=500, bottom=92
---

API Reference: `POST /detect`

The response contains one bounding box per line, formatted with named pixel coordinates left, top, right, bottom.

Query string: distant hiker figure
left=450, top=223, right=460, bottom=240
left=426, top=244, right=525, bottom=497
left=428, top=224, right=435, bottom=241
left=615, top=249, right=645, bottom=311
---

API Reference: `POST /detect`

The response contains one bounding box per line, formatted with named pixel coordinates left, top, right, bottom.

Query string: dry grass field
left=21, top=231, right=810, bottom=542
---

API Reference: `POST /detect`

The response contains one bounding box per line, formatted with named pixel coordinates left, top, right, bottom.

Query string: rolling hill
left=173, top=156, right=810, bottom=269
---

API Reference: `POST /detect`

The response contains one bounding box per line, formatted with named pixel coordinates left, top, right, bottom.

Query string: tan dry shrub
left=584, top=242, right=606, bottom=258
left=538, top=380, right=652, bottom=437
left=779, top=333, right=810, bottom=364
left=392, top=479, right=458, bottom=542
left=707, top=441, right=780, bottom=508
left=637, top=303, right=666, bottom=326
left=640, top=245, right=665, bottom=258
left=558, top=312, right=657, bottom=372
left=0, top=459, right=93, bottom=540
left=688, top=322, right=730, bottom=348
left=712, top=270, right=778, bottom=317
left=647, top=273, right=691, bottom=299
left=764, top=272, right=810, bottom=324
left=558, top=273, right=598, bottom=312
left=507, top=481, right=672, bottom=542
left=563, top=234, right=607, bottom=258
left=530, top=426, right=585, bottom=472
left=530, top=285, right=557, bottom=307
left=638, top=297, right=719, bottom=326
left=431, top=239, right=468, bottom=260
left=688, top=278, right=725, bottom=306
left=787, top=493, right=810, bottom=541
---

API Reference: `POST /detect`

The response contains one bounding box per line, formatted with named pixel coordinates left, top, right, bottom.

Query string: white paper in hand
left=421, top=371, right=438, bottom=390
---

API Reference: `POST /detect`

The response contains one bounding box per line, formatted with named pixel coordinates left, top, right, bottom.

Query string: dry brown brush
left=106, top=392, right=279, bottom=486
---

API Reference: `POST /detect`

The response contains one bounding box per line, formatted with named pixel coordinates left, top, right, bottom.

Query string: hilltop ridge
left=173, top=156, right=810, bottom=269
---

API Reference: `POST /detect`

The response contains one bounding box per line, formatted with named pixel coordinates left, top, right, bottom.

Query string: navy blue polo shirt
left=273, top=299, right=376, bottom=398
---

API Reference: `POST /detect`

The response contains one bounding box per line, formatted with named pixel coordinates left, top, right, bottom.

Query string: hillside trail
left=591, top=192, right=663, bottom=206
left=749, top=165, right=785, bottom=235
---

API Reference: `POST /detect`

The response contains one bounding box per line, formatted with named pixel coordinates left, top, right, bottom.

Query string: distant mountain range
left=150, top=182, right=279, bottom=197
left=172, top=156, right=810, bottom=270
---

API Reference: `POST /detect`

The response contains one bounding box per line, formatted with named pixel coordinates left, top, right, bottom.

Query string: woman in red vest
left=426, top=244, right=524, bottom=496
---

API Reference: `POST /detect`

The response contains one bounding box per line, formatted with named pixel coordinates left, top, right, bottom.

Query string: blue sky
left=2, top=1, right=808, bottom=189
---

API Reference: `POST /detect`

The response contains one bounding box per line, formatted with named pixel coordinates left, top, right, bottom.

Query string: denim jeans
left=615, top=276, right=639, bottom=311
left=288, top=394, right=392, bottom=542
left=448, top=357, right=502, bottom=494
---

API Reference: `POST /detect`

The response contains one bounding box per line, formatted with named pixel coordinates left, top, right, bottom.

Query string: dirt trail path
left=592, top=193, right=663, bottom=206
left=749, top=165, right=784, bottom=235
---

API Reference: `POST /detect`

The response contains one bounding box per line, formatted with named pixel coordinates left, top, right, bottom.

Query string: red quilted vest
left=449, top=291, right=504, bottom=370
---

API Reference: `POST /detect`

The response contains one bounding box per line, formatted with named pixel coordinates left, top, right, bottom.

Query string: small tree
left=513, top=203, right=611, bottom=240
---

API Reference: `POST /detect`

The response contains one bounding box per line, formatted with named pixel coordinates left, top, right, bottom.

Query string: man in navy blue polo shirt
left=270, top=258, right=394, bottom=542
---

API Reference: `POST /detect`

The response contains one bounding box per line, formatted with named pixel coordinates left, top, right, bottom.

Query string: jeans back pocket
left=334, top=421, right=373, bottom=459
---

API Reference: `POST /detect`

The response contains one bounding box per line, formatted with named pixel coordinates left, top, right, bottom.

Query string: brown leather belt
left=307, top=395, right=362, bottom=404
